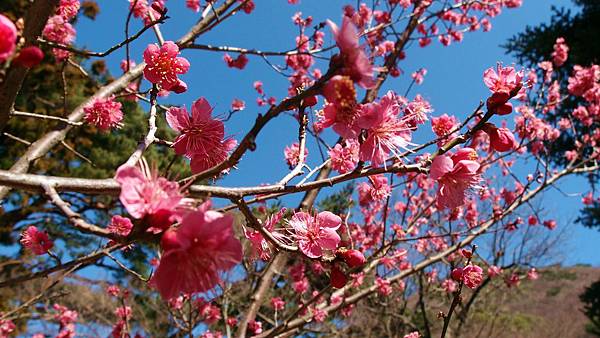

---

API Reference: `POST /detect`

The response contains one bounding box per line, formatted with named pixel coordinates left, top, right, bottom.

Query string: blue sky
left=71, top=0, right=599, bottom=266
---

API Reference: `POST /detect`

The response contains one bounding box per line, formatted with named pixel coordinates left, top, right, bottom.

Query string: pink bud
left=340, top=249, right=366, bottom=268
left=450, top=267, right=463, bottom=281
left=13, top=46, right=44, bottom=68
left=330, top=265, right=348, bottom=289
left=482, top=123, right=517, bottom=152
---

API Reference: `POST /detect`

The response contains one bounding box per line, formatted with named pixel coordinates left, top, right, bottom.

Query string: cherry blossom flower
left=488, top=265, right=502, bottom=278
left=429, top=148, right=481, bottom=209
left=231, top=98, right=245, bottom=111
left=461, top=264, right=484, bottom=289
left=483, top=63, right=523, bottom=114
left=243, top=208, right=287, bottom=260
left=441, top=279, right=457, bottom=293
left=411, top=68, right=427, bottom=85
left=115, top=162, right=183, bottom=231
left=357, top=91, right=412, bottom=166
left=375, top=277, right=393, bottom=296
left=0, top=318, right=15, bottom=337
left=166, top=97, right=237, bottom=174
left=328, top=16, right=375, bottom=88
left=107, top=215, right=133, bottom=236
left=482, top=123, right=517, bottom=152
left=317, top=75, right=361, bottom=138
left=186, top=0, right=201, bottom=12
left=150, top=202, right=242, bottom=300
left=270, top=297, right=285, bottom=311
left=42, top=15, right=76, bottom=60
left=57, top=0, right=81, bottom=20
left=551, top=37, right=569, bottom=67
left=143, top=41, right=190, bottom=92
left=289, top=211, right=342, bottom=258
left=0, top=14, right=17, bottom=62
left=404, top=332, right=421, bottom=338
left=431, top=113, right=458, bottom=138
left=83, top=96, right=123, bottom=131
left=328, top=139, right=359, bottom=173
left=223, top=53, right=249, bottom=69
left=284, top=142, right=308, bottom=168
left=20, top=226, right=53, bottom=255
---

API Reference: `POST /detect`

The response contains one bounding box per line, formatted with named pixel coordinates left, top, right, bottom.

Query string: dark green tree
left=504, top=0, right=600, bottom=231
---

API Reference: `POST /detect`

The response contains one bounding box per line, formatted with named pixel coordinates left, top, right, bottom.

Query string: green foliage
left=317, top=184, right=354, bottom=216
left=580, top=279, right=600, bottom=336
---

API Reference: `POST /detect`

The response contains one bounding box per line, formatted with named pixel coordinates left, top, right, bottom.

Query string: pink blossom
left=289, top=211, right=342, bottom=258
left=57, top=0, right=81, bottom=20
left=551, top=37, right=569, bottom=67
left=375, top=277, right=393, bottom=296
left=106, top=285, right=121, bottom=297
left=114, top=162, right=182, bottom=230
left=488, top=265, right=502, bottom=278
left=568, top=65, right=600, bottom=98
left=107, top=215, right=133, bottom=236
left=143, top=41, right=190, bottom=92
left=483, top=63, right=523, bottom=113
left=186, top=0, right=201, bottom=12
left=0, top=319, right=15, bottom=337
left=357, top=91, right=412, bottom=166
left=243, top=208, right=287, bottom=260
left=166, top=97, right=236, bottom=174
left=270, top=297, right=285, bottom=311
left=328, top=139, right=359, bottom=173
left=328, top=16, right=375, bottom=88
left=223, top=53, right=249, bottom=69
left=505, top=273, right=520, bottom=288
left=83, top=96, right=123, bottom=130
left=462, top=264, right=484, bottom=289
left=248, top=320, right=262, bottom=335
left=431, top=114, right=458, bottom=138
left=284, top=142, right=308, bottom=168
left=358, top=174, right=391, bottom=206
left=543, top=219, right=557, bottom=230
left=43, top=15, right=76, bottom=60
left=404, top=332, right=421, bottom=338
left=0, top=14, right=17, bottom=62
left=231, top=98, right=245, bottom=111
left=441, top=279, right=457, bottom=293
left=429, top=148, right=481, bottom=209
left=318, top=75, right=361, bottom=138
left=20, top=226, right=53, bottom=255
left=527, top=268, right=539, bottom=280
left=411, top=68, right=427, bottom=85
left=150, top=202, right=242, bottom=300
left=339, top=249, right=366, bottom=268
left=114, top=306, right=132, bottom=321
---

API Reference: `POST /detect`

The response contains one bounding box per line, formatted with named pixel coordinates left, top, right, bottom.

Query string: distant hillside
left=459, top=265, right=600, bottom=338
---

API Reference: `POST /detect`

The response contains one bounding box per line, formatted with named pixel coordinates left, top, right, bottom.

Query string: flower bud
left=450, top=267, right=463, bottom=281
left=482, top=123, right=517, bottom=152
left=330, top=265, right=348, bottom=289
left=340, top=249, right=366, bottom=268
left=13, top=46, right=44, bottom=68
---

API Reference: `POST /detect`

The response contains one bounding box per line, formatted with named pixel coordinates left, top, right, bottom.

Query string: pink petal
left=429, top=155, right=454, bottom=180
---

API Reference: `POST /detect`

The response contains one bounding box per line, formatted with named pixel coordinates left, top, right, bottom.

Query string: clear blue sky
left=72, top=0, right=598, bottom=266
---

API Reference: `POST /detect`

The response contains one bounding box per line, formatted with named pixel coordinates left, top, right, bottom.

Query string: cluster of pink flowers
left=20, top=226, right=53, bottom=255
left=150, top=201, right=242, bottom=300
left=129, top=0, right=164, bottom=25
left=107, top=215, right=134, bottom=237
left=56, top=0, right=80, bottom=21
left=243, top=208, right=288, bottom=260
left=42, top=15, right=76, bottom=60
left=284, top=142, right=308, bottom=168
left=83, top=96, right=124, bottom=131
left=328, top=139, right=359, bottom=174
left=0, top=318, right=15, bottom=337
left=223, top=53, right=249, bottom=69
left=483, top=63, right=524, bottom=115
left=143, top=41, right=190, bottom=93
left=166, top=97, right=237, bottom=174
left=53, top=303, right=78, bottom=337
